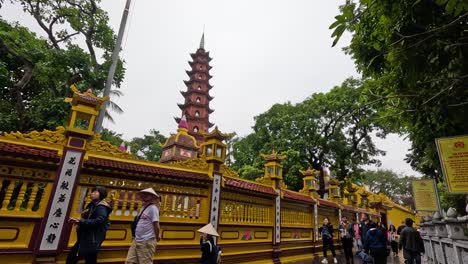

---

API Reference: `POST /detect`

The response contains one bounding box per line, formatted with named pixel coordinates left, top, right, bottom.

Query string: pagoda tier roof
left=183, top=80, right=213, bottom=89
left=282, top=190, right=315, bottom=204
left=174, top=116, right=214, bottom=128
left=180, top=90, right=214, bottom=101
left=177, top=103, right=214, bottom=113
left=185, top=70, right=212, bottom=78
left=0, top=142, right=60, bottom=163
left=186, top=75, right=213, bottom=82
left=224, top=177, right=277, bottom=196
left=188, top=61, right=213, bottom=70
left=190, top=51, right=212, bottom=61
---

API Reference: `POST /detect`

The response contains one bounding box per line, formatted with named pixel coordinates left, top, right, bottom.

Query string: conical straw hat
left=197, top=223, right=219, bottom=237
left=138, top=188, right=161, bottom=198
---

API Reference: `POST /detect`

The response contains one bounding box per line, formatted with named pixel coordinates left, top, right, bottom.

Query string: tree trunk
left=0, top=38, right=34, bottom=131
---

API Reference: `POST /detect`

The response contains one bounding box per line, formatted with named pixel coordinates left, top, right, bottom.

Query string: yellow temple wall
left=0, top=139, right=417, bottom=264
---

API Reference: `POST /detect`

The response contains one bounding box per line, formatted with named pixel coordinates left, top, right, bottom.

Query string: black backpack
left=206, top=240, right=221, bottom=264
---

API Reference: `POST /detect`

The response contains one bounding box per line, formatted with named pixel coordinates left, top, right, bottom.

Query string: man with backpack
left=126, top=188, right=161, bottom=264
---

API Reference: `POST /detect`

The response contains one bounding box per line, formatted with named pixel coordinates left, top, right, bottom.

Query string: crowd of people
left=320, top=214, right=425, bottom=264
left=65, top=185, right=424, bottom=264
left=65, top=186, right=221, bottom=264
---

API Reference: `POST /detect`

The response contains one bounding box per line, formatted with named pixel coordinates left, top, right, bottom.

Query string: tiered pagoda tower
left=175, top=34, right=214, bottom=143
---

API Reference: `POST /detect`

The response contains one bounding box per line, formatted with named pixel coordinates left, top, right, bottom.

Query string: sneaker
left=333, top=257, right=338, bottom=263
left=321, top=258, right=328, bottom=264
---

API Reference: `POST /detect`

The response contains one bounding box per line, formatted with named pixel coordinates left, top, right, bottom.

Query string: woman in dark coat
left=200, top=233, right=218, bottom=264
left=66, top=186, right=112, bottom=264
left=364, top=222, right=388, bottom=264
left=198, top=223, right=220, bottom=264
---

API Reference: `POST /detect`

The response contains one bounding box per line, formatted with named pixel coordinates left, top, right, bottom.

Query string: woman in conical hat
left=197, top=223, right=219, bottom=237
left=198, top=223, right=220, bottom=264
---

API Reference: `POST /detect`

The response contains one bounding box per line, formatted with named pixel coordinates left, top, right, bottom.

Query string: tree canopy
left=100, top=128, right=168, bottom=162
left=232, top=78, right=384, bottom=192
left=331, top=0, right=468, bottom=180
left=128, top=129, right=167, bottom=161
left=356, top=169, right=418, bottom=208
left=0, top=0, right=125, bottom=132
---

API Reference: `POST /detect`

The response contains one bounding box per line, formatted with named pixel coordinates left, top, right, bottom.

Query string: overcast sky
left=1, top=0, right=420, bottom=176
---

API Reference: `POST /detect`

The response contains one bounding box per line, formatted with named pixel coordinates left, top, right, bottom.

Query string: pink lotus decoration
left=241, top=231, right=252, bottom=240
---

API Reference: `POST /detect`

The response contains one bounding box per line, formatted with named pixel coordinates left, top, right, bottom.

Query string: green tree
left=356, top=169, right=418, bottom=208
left=232, top=78, right=383, bottom=192
left=128, top=130, right=167, bottom=161
left=330, top=0, right=468, bottom=181
left=100, top=128, right=124, bottom=147
left=0, top=0, right=125, bottom=132
left=237, top=165, right=263, bottom=181
left=438, top=181, right=467, bottom=216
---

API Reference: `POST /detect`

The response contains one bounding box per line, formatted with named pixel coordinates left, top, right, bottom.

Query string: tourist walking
left=388, top=222, right=399, bottom=257
left=353, top=218, right=362, bottom=251
left=198, top=223, right=221, bottom=264
left=399, top=218, right=424, bottom=264
left=319, top=217, right=337, bottom=264
left=338, top=216, right=355, bottom=264
left=126, top=188, right=161, bottom=264
left=66, top=186, right=112, bottom=264
left=364, top=222, right=387, bottom=264
left=359, top=214, right=373, bottom=247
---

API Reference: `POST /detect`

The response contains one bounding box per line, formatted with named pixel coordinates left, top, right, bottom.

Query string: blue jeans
left=403, top=250, right=421, bottom=264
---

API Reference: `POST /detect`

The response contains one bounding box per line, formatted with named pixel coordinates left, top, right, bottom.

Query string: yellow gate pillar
left=260, top=150, right=286, bottom=263
left=33, top=86, right=107, bottom=263
left=201, top=127, right=227, bottom=237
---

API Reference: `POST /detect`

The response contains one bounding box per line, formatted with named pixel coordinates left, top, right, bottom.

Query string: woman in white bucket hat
left=198, top=223, right=221, bottom=264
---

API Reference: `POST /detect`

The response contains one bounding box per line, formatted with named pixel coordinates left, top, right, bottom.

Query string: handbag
left=131, top=203, right=153, bottom=238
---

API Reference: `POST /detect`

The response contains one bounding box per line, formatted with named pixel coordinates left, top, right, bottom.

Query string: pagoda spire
left=175, top=35, right=214, bottom=144
left=199, top=32, right=205, bottom=49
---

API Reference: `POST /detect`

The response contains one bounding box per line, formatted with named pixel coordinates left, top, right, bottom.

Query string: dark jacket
left=397, top=225, right=405, bottom=235
left=319, top=224, right=334, bottom=241
left=76, top=200, right=112, bottom=256
left=359, top=220, right=373, bottom=242
left=364, top=228, right=387, bottom=250
left=399, top=226, right=424, bottom=253
left=338, top=222, right=355, bottom=239
left=200, top=236, right=218, bottom=264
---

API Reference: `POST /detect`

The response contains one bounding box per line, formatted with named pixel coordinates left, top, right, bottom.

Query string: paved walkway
left=289, top=251, right=423, bottom=263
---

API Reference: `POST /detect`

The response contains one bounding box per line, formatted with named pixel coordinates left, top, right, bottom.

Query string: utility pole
left=95, top=0, right=132, bottom=133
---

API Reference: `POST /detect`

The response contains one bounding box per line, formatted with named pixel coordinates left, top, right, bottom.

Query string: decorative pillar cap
left=260, top=149, right=286, bottom=163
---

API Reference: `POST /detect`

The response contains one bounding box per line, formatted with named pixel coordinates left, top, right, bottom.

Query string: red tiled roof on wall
left=224, top=177, right=276, bottom=195
left=317, top=198, right=341, bottom=209
left=0, top=142, right=60, bottom=162
left=283, top=190, right=315, bottom=204
left=84, top=157, right=211, bottom=182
